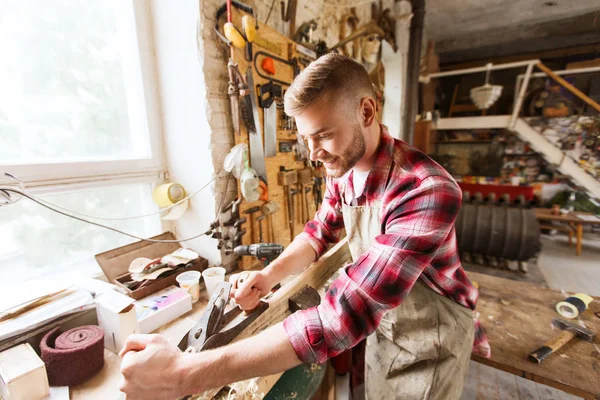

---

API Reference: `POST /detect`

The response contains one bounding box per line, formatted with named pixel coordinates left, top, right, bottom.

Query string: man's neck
left=353, top=123, right=382, bottom=172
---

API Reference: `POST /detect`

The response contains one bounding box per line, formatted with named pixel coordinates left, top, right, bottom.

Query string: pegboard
left=221, top=7, right=326, bottom=270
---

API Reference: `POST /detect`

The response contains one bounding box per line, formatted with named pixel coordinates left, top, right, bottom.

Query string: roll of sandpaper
left=40, top=325, right=104, bottom=386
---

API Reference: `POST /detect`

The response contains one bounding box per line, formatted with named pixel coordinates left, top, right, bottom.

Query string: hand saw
left=245, top=68, right=268, bottom=184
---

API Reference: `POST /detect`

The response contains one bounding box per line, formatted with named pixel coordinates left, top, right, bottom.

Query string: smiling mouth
left=322, top=156, right=338, bottom=166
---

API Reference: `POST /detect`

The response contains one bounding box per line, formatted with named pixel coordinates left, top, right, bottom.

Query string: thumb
left=119, top=334, right=155, bottom=357
left=236, top=274, right=258, bottom=298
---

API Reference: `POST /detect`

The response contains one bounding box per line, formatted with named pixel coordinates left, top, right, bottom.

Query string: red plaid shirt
left=283, top=126, right=491, bottom=364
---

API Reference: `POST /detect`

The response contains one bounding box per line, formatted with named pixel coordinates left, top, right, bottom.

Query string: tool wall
left=220, top=5, right=325, bottom=270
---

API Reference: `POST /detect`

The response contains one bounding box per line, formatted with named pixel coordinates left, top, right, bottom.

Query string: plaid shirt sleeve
left=296, top=176, right=345, bottom=257
left=284, top=175, right=465, bottom=364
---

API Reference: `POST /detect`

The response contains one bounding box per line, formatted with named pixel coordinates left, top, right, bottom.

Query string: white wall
left=149, top=0, right=221, bottom=264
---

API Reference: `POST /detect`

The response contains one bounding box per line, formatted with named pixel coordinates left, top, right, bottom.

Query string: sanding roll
left=40, top=325, right=104, bottom=386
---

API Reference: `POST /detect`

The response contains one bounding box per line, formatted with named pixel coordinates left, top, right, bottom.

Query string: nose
left=308, top=139, right=322, bottom=162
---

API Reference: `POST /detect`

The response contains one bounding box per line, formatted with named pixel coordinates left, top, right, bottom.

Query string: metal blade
left=230, top=95, right=240, bottom=136
left=245, top=68, right=268, bottom=184
left=264, top=101, right=277, bottom=157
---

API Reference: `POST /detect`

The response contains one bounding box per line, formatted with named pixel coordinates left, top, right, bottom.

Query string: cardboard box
left=95, top=232, right=208, bottom=300
left=95, top=290, right=138, bottom=354
left=135, top=286, right=192, bottom=334
left=0, top=343, right=49, bottom=400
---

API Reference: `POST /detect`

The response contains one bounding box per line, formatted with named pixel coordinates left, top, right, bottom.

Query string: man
left=119, top=53, right=490, bottom=400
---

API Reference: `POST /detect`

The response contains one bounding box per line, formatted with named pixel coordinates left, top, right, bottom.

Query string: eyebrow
left=301, top=127, right=332, bottom=137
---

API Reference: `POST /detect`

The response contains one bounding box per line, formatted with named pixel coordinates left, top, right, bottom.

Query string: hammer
left=528, top=318, right=596, bottom=363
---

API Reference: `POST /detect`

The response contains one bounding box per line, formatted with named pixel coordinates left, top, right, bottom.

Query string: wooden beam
left=536, top=62, right=600, bottom=113
left=237, top=238, right=351, bottom=341
left=441, top=43, right=600, bottom=71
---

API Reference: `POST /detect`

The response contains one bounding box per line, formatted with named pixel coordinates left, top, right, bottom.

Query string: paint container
left=556, top=293, right=594, bottom=319
left=203, top=267, right=226, bottom=298
left=176, top=271, right=202, bottom=303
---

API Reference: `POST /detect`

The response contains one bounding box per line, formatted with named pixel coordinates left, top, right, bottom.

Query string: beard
left=323, top=124, right=366, bottom=178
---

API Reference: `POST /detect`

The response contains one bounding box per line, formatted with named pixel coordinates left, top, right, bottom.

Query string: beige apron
left=342, top=202, right=474, bottom=400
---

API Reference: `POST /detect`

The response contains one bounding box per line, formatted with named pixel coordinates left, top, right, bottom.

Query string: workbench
left=69, top=257, right=600, bottom=399
left=535, top=208, right=600, bottom=256
left=469, top=271, right=600, bottom=399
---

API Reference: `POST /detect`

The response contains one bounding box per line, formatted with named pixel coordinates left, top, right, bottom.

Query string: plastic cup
left=202, top=267, right=226, bottom=297
left=176, top=271, right=202, bottom=303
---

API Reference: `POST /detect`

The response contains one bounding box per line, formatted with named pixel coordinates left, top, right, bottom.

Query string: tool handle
left=528, top=330, right=575, bottom=363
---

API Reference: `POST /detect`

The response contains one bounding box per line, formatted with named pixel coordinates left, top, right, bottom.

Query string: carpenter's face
left=295, top=96, right=366, bottom=178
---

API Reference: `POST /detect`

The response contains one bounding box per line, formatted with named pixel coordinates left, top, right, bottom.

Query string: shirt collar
left=339, top=125, right=395, bottom=204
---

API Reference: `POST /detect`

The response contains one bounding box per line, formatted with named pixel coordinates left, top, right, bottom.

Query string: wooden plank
left=567, top=58, right=600, bottom=70
left=441, top=44, right=600, bottom=71
left=236, top=238, right=350, bottom=341
left=536, top=62, right=600, bottom=113
left=468, top=271, right=600, bottom=398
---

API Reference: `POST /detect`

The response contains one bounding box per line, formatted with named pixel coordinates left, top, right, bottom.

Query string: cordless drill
left=233, top=243, right=284, bottom=267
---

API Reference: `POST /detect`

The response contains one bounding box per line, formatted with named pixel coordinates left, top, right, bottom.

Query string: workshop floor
left=462, top=232, right=600, bottom=400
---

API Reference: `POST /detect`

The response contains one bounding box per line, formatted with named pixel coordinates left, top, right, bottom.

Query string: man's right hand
left=229, top=270, right=275, bottom=311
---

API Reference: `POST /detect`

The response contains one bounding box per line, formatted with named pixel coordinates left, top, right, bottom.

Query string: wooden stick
left=536, top=62, right=600, bottom=113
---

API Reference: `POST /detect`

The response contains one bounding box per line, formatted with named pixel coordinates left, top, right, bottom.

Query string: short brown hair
left=284, top=53, right=375, bottom=117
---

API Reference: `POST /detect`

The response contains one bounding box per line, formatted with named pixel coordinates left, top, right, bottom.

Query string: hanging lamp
left=470, top=63, right=503, bottom=110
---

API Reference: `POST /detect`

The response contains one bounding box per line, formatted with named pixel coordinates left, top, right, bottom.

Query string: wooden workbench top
left=468, top=271, right=600, bottom=399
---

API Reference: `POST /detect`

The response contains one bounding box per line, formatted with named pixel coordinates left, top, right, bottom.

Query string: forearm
left=263, top=238, right=317, bottom=285
left=179, top=323, right=301, bottom=395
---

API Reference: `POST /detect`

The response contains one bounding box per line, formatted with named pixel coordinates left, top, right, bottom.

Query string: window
left=0, top=0, right=166, bottom=290
left=0, top=0, right=163, bottom=184
left=0, top=183, right=163, bottom=289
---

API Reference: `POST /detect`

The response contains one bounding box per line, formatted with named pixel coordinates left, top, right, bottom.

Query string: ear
left=359, top=97, right=377, bottom=127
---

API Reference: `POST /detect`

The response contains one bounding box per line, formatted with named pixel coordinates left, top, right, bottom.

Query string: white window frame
left=0, top=0, right=166, bottom=188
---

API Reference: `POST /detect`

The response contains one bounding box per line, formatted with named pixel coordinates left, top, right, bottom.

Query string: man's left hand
left=119, top=334, right=191, bottom=400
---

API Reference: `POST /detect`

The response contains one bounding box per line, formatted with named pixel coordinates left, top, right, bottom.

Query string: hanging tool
left=227, top=60, right=247, bottom=136
left=253, top=51, right=296, bottom=86
left=278, top=169, right=298, bottom=241
left=242, top=15, right=282, bottom=55
left=243, top=206, right=262, bottom=243
left=259, top=82, right=282, bottom=158
left=214, top=0, right=256, bottom=61
left=313, top=168, right=324, bottom=209
left=290, top=187, right=300, bottom=233
left=528, top=318, right=596, bottom=364
left=282, top=0, right=298, bottom=39
left=256, top=215, right=267, bottom=242
left=262, top=201, right=280, bottom=242
left=297, top=168, right=312, bottom=223
left=233, top=243, right=284, bottom=267
left=258, top=81, right=282, bottom=109
left=245, top=68, right=268, bottom=183
left=303, top=186, right=311, bottom=222
left=261, top=57, right=276, bottom=75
